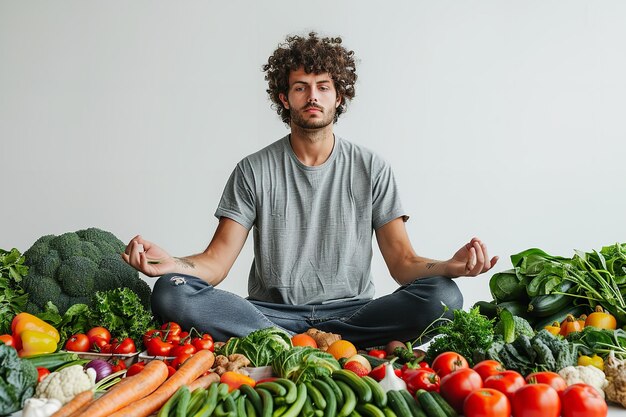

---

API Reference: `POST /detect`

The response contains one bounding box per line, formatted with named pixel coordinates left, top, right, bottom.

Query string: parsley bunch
left=425, top=306, right=495, bottom=366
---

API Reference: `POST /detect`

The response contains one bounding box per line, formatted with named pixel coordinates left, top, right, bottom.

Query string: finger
left=480, top=242, right=491, bottom=272
left=490, top=255, right=499, bottom=269
left=469, top=241, right=485, bottom=275
left=465, top=247, right=477, bottom=274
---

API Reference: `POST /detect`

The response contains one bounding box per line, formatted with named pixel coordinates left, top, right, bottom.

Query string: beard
left=289, top=103, right=336, bottom=130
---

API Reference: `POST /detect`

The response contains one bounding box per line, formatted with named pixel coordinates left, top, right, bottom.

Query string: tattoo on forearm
left=426, top=262, right=437, bottom=270
left=175, top=257, right=195, bottom=269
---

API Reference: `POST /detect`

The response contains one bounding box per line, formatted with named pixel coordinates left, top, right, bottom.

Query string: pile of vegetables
left=217, top=327, right=292, bottom=367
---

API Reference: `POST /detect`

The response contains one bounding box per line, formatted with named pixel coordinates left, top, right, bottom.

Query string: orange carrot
left=108, top=349, right=216, bottom=417
left=187, top=371, right=220, bottom=391
left=50, top=390, right=94, bottom=417
left=66, top=398, right=95, bottom=417
left=74, top=360, right=168, bottom=417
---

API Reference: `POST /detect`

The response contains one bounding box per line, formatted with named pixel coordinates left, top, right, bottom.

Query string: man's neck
left=289, top=124, right=335, bottom=166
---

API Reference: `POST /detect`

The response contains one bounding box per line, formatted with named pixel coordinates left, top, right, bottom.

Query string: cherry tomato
left=112, top=337, right=137, bottom=354
left=86, top=326, right=111, bottom=344
left=143, top=329, right=164, bottom=347
left=0, top=334, right=16, bottom=349
left=110, top=358, right=127, bottom=373
left=65, top=334, right=90, bottom=352
left=191, top=334, right=214, bottom=352
left=464, top=388, right=511, bottom=417
left=36, top=367, right=50, bottom=383
left=511, top=383, right=560, bottom=417
left=126, top=362, right=145, bottom=377
left=439, top=368, right=483, bottom=413
left=473, top=359, right=505, bottom=381
left=146, top=336, right=174, bottom=357
left=171, top=352, right=193, bottom=369
left=367, top=349, right=387, bottom=359
left=161, top=322, right=182, bottom=343
left=404, top=368, right=440, bottom=394
left=484, top=370, right=526, bottom=403
left=171, top=343, right=197, bottom=357
left=431, top=351, right=469, bottom=377
left=525, top=371, right=567, bottom=394
left=560, top=383, right=607, bottom=417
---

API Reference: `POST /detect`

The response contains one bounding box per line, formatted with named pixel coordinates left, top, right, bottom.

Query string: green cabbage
left=272, top=346, right=341, bottom=384
left=219, top=327, right=292, bottom=367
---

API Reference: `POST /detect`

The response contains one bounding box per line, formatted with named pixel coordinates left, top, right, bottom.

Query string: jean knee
left=151, top=273, right=205, bottom=322
left=437, top=277, right=463, bottom=312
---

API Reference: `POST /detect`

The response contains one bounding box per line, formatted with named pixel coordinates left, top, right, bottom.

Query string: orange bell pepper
left=11, top=312, right=60, bottom=357
left=220, top=371, right=256, bottom=392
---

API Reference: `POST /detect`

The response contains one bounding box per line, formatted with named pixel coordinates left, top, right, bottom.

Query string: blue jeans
left=151, top=273, right=463, bottom=348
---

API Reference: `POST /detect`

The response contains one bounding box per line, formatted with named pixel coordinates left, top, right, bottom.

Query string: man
left=123, top=32, right=498, bottom=348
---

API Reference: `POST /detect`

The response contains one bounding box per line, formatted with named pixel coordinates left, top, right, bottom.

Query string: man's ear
left=335, top=94, right=342, bottom=108
left=279, top=93, right=290, bottom=109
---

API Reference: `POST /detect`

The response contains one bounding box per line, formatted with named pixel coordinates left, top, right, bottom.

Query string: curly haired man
left=123, top=32, right=498, bottom=348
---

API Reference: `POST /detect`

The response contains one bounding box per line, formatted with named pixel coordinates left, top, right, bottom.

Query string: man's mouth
left=303, top=105, right=322, bottom=113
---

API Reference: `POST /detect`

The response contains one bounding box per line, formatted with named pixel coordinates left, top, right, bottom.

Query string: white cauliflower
left=558, top=365, right=608, bottom=399
left=604, top=351, right=626, bottom=407
left=34, top=365, right=96, bottom=404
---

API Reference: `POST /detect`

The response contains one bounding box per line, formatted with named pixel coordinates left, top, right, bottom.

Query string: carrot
left=50, top=390, right=94, bottom=417
left=66, top=398, right=94, bottom=417
left=108, top=349, right=216, bottom=417
left=187, top=371, right=220, bottom=391
left=75, top=359, right=169, bottom=417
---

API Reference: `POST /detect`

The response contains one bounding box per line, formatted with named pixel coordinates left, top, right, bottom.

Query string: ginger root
left=213, top=353, right=251, bottom=376
left=305, top=328, right=341, bottom=351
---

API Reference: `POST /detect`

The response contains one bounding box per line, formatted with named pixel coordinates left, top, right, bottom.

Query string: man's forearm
left=171, top=254, right=227, bottom=286
left=392, top=257, right=449, bottom=285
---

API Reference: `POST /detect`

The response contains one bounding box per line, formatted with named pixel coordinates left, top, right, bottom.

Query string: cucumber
left=257, top=381, right=288, bottom=397
left=415, top=390, right=447, bottom=417
left=320, top=375, right=345, bottom=409
left=383, top=407, right=398, bottom=417
left=362, top=375, right=387, bottom=408
left=312, top=379, right=337, bottom=417
left=241, top=384, right=263, bottom=416
left=275, top=378, right=298, bottom=404
left=23, top=351, right=81, bottom=371
left=237, top=395, right=248, bottom=417
left=356, top=404, right=386, bottom=417
left=527, top=292, right=575, bottom=317
left=361, top=354, right=403, bottom=370
left=257, top=388, right=274, bottom=417
left=305, top=382, right=327, bottom=410
left=175, top=386, right=192, bottom=417
left=281, top=383, right=308, bottom=417
left=193, top=382, right=220, bottom=417
left=333, top=370, right=372, bottom=403
left=532, top=305, right=590, bottom=331
left=387, top=390, right=413, bottom=417
left=398, top=390, right=428, bottom=417
left=335, top=380, right=357, bottom=417
left=429, top=392, right=459, bottom=417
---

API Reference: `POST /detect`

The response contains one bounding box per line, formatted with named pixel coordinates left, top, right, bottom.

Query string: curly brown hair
left=263, top=32, right=357, bottom=124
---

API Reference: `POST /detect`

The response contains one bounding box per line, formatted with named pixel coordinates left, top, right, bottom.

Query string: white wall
left=1, top=1, right=625, bottom=310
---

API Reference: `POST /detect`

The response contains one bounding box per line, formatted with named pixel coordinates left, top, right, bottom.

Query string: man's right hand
left=122, top=235, right=177, bottom=277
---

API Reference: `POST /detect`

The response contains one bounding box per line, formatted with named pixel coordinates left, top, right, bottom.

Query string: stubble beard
left=290, top=104, right=336, bottom=131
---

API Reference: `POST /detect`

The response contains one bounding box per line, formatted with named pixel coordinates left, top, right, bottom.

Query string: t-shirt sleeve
left=214, top=161, right=256, bottom=230
left=371, top=159, right=409, bottom=230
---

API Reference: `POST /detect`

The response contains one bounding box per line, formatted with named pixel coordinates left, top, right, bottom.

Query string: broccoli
left=21, top=227, right=151, bottom=314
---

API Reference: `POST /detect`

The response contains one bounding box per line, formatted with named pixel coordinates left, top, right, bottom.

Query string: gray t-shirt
left=215, top=135, right=407, bottom=305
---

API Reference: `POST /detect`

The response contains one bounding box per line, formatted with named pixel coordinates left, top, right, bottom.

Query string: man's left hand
left=444, top=237, right=498, bottom=278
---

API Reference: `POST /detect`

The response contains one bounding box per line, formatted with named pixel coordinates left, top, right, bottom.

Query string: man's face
left=279, top=67, right=341, bottom=130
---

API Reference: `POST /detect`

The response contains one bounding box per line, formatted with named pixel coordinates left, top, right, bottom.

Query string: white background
left=1, top=1, right=625, bottom=312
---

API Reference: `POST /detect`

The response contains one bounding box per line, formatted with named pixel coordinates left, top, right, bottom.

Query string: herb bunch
left=0, top=248, right=29, bottom=334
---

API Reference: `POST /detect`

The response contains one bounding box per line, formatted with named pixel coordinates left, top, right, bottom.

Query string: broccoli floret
left=34, top=250, right=61, bottom=277
left=57, top=256, right=97, bottom=297
left=50, top=232, right=82, bottom=260
left=22, top=227, right=152, bottom=314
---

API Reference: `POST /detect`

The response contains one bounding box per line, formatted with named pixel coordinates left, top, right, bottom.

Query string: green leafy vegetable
left=0, top=248, right=29, bottom=334
left=425, top=306, right=495, bottom=366
left=218, top=327, right=292, bottom=367
left=0, top=343, right=38, bottom=414
left=272, top=346, right=340, bottom=384
left=90, top=287, right=156, bottom=348
left=36, top=302, right=92, bottom=347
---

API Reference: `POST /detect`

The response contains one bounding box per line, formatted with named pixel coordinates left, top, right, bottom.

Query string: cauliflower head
left=34, top=365, right=95, bottom=404
left=558, top=365, right=608, bottom=399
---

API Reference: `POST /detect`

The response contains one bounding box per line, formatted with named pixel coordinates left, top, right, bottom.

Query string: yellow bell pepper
left=578, top=354, right=604, bottom=371
left=19, top=329, right=58, bottom=357
left=11, top=312, right=60, bottom=343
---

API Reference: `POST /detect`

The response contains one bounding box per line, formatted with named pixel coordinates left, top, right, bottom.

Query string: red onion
left=84, top=359, right=113, bottom=382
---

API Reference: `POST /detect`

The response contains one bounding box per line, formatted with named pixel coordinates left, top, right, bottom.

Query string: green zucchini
left=527, top=293, right=575, bottom=317
left=398, top=390, right=428, bottom=417
left=473, top=300, right=498, bottom=319
left=429, top=392, right=458, bottom=417
left=23, top=351, right=81, bottom=371
left=496, top=300, right=530, bottom=318
left=387, top=391, right=413, bottom=417
left=415, top=390, right=447, bottom=417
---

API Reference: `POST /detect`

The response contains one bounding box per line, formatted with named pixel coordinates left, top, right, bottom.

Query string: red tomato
left=404, top=368, right=440, bottom=394
left=171, top=352, right=193, bottom=369
left=171, top=343, right=197, bottom=357
left=65, top=334, right=90, bottom=352
left=464, top=388, right=511, bottom=417
left=484, top=370, right=526, bottom=403
left=36, top=367, right=50, bottom=383
left=560, top=384, right=607, bottom=417
left=146, top=336, right=174, bottom=356
left=143, top=329, right=164, bottom=347
left=512, top=383, right=560, bottom=417
left=368, top=349, right=387, bottom=359
left=439, top=368, right=483, bottom=413
left=473, top=359, right=505, bottom=381
left=112, top=337, right=137, bottom=354
left=110, top=358, right=127, bottom=373
left=431, top=351, right=469, bottom=377
left=0, top=334, right=16, bottom=349
left=86, top=327, right=111, bottom=344
left=90, top=336, right=109, bottom=352
left=191, top=334, right=214, bottom=352
left=161, top=322, right=182, bottom=343
left=525, top=371, right=567, bottom=394
left=126, top=362, right=145, bottom=377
